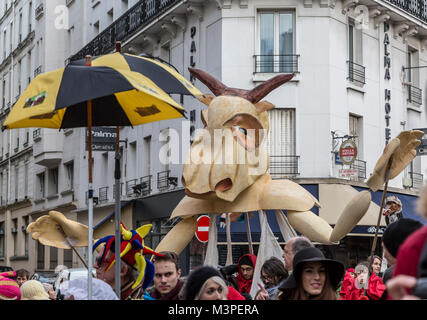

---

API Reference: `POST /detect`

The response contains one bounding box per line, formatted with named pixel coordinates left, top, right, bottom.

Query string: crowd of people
left=1, top=190, right=427, bottom=301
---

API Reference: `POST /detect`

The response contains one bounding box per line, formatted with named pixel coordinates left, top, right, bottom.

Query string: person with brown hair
left=147, top=251, right=183, bottom=300
left=276, top=247, right=344, bottom=300
left=255, top=256, right=289, bottom=300
left=369, top=255, right=383, bottom=276
left=15, top=269, right=30, bottom=287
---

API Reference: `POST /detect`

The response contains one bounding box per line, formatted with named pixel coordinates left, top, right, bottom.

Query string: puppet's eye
left=234, top=126, right=248, bottom=136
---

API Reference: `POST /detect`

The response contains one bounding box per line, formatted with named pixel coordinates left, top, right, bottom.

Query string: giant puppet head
left=182, top=68, right=294, bottom=202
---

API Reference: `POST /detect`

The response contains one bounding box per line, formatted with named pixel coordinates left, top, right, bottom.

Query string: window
left=258, top=10, right=296, bottom=73
left=407, top=47, right=422, bottom=105
left=36, top=172, right=45, bottom=199
left=24, top=162, right=29, bottom=198
left=348, top=20, right=365, bottom=85
left=159, top=129, right=170, bottom=173
left=23, top=216, right=29, bottom=256
left=18, top=12, right=22, bottom=43
left=128, top=141, right=137, bottom=180
left=14, top=165, right=19, bottom=201
left=37, top=241, right=44, bottom=269
left=143, top=136, right=151, bottom=177
left=65, top=161, right=74, bottom=190
left=29, top=2, right=33, bottom=33
left=349, top=114, right=363, bottom=158
left=348, top=114, right=366, bottom=180
left=64, top=249, right=73, bottom=268
left=49, top=247, right=58, bottom=269
left=267, top=109, right=298, bottom=178
left=12, top=218, right=18, bottom=256
left=48, top=167, right=59, bottom=196
left=93, top=20, right=99, bottom=35
left=0, top=221, right=4, bottom=257
left=3, top=30, right=6, bottom=59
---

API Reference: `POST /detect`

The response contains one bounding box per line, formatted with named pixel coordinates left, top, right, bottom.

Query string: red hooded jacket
left=236, top=254, right=257, bottom=294
left=340, top=272, right=386, bottom=300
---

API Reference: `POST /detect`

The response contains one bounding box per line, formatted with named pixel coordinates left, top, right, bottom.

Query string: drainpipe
left=5, top=0, right=16, bottom=267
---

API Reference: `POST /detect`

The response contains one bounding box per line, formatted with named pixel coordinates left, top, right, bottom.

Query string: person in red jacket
left=236, top=253, right=257, bottom=295
left=388, top=185, right=427, bottom=299
left=339, top=268, right=355, bottom=300
left=340, top=261, right=386, bottom=300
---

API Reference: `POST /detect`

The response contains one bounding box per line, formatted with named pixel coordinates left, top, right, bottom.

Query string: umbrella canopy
left=3, top=64, right=185, bottom=130
left=69, top=52, right=202, bottom=97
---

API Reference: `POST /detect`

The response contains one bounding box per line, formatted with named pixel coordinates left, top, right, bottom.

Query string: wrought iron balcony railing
left=99, top=186, right=109, bottom=203
left=409, top=171, right=424, bottom=190
left=408, top=84, right=422, bottom=105
left=157, top=170, right=171, bottom=191
left=383, top=0, right=427, bottom=24
left=349, top=159, right=367, bottom=181
left=254, top=54, right=299, bottom=74
left=33, top=128, right=41, bottom=140
left=269, top=156, right=300, bottom=179
left=70, top=0, right=180, bottom=62
left=126, top=175, right=153, bottom=197
left=347, top=61, right=365, bottom=85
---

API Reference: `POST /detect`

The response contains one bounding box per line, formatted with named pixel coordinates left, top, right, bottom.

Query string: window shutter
left=267, top=109, right=295, bottom=157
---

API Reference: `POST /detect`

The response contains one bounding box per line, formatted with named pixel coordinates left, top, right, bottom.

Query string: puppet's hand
left=27, top=211, right=88, bottom=249
left=367, top=130, right=423, bottom=192
left=389, top=130, right=423, bottom=179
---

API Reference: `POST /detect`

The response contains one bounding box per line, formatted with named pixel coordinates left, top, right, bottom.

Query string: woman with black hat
left=276, top=247, right=345, bottom=300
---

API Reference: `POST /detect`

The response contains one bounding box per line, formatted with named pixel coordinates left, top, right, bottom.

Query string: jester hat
left=93, top=223, right=164, bottom=290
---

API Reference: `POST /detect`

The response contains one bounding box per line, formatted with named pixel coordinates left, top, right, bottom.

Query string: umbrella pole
left=114, top=42, right=122, bottom=299
left=114, top=126, right=121, bottom=298
left=370, top=159, right=393, bottom=257
left=86, top=55, right=93, bottom=300
left=87, top=99, right=94, bottom=300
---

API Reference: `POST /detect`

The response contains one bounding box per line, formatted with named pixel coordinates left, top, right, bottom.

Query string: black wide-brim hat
left=279, top=247, right=345, bottom=291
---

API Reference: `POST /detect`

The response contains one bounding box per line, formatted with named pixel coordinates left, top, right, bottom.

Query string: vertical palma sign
left=384, top=21, right=392, bottom=145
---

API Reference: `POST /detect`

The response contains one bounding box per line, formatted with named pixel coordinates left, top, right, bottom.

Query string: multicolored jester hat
left=93, top=223, right=164, bottom=290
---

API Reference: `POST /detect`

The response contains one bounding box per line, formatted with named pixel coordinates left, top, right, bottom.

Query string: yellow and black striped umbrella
left=3, top=64, right=185, bottom=130
left=69, top=52, right=202, bottom=97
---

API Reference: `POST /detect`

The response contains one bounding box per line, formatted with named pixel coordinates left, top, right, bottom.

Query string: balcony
left=99, top=186, right=108, bottom=203
left=33, top=129, right=63, bottom=167
left=33, top=128, right=42, bottom=141
left=157, top=170, right=173, bottom=191
left=254, top=55, right=299, bottom=74
left=70, top=0, right=181, bottom=62
left=409, top=171, right=424, bottom=190
left=408, top=84, right=422, bottom=105
left=269, top=156, right=300, bottom=179
left=349, top=159, right=367, bottom=181
left=383, top=0, right=427, bottom=24
left=126, top=175, right=153, bottom=197
left=347, top=61, right=365, bottom=85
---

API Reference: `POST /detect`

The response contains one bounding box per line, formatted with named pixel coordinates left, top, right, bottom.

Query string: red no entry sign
left=195, top=215, right=210, bottom=243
